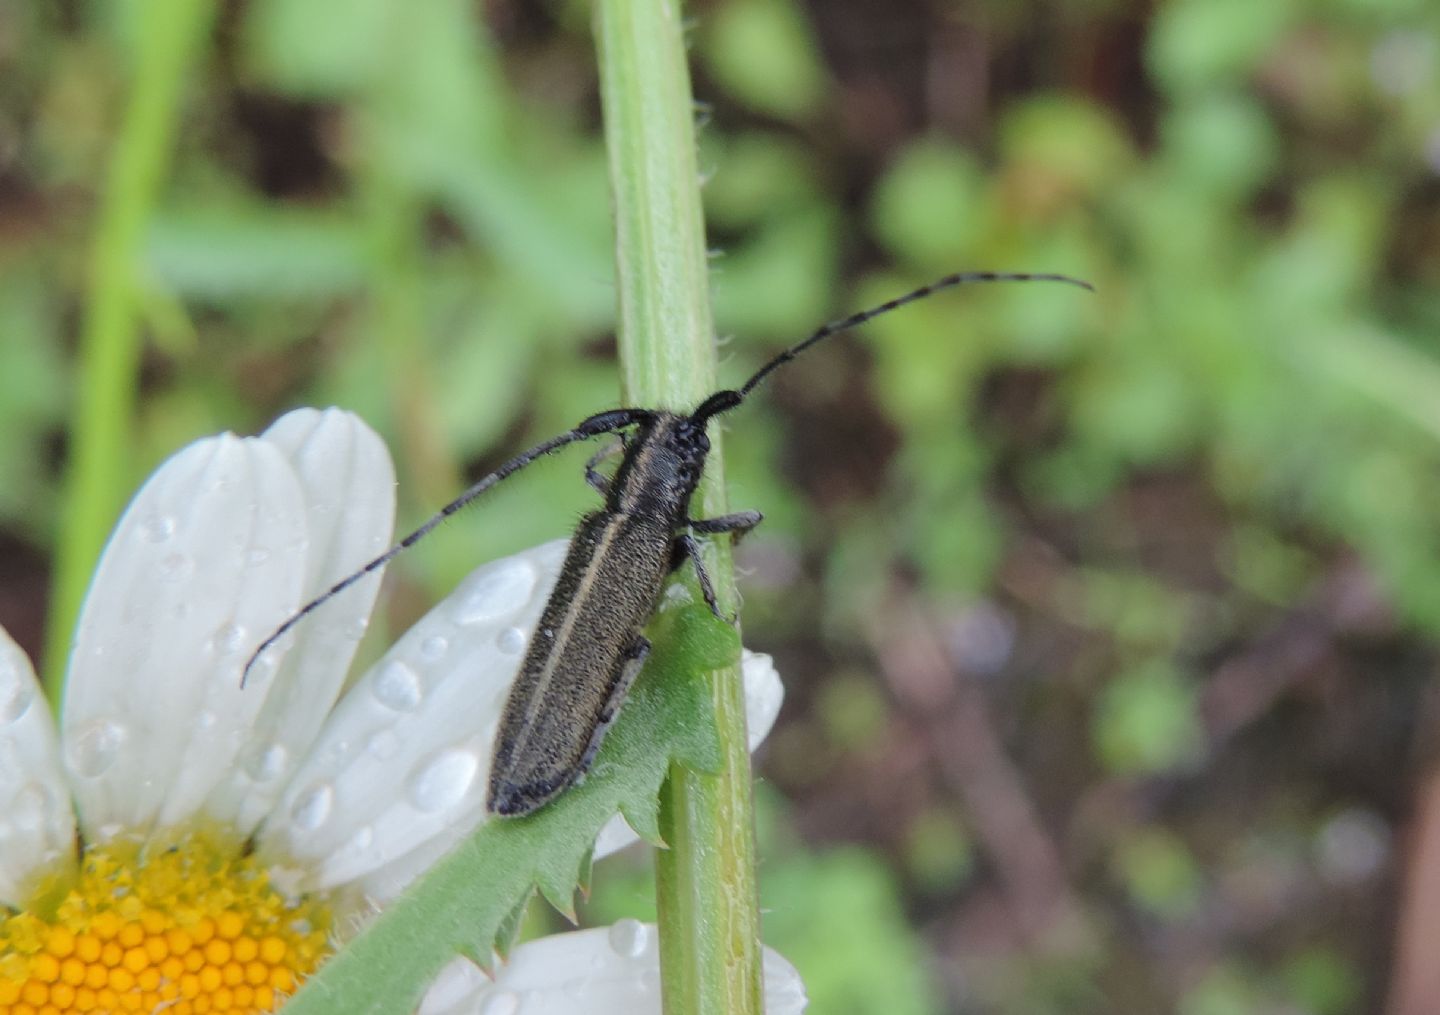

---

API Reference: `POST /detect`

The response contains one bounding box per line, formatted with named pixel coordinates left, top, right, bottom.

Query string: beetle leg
left=578, top=636, right=652, bottom=775
left=584, top=436, right=626, bottom=496
left=673, top=532, right=731, bottom=622
left=687, top=509, right=763, bottom=541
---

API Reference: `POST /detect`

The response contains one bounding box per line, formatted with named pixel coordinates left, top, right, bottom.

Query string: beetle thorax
left=608, top=412, right=710, bottom=521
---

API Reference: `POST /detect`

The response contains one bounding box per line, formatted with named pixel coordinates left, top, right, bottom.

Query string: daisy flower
left=0, top=407, right=803, bottom=1014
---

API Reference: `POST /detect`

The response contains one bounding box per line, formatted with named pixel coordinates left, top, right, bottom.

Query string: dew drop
left=157, top=552, right=195, bottom=582
left=291, top=783, right=334, bottom=832
left=0, top=661, right=34, bottom=724
left=497, top=627, right=527, bottom=654
left=242, top=743, right=289, bottom=783
left=406, top=748, right=479, bottom=812
left=245, top=547, right=271, bottom=566
left=65, top=718, right=129, bottom=778
left=479, top=990, right=521, bottom=1015
left=345, top=825, right=374, bottom=853
left=10, top=783, right=52, bottom=834
left=346, top=617, right=369, bottom=642
left=211, top=622, right=246, bottom=656
left=419, top=635, right=449, bottom=662
left=608, top=918, right=649, bottom=959
left=195, top=710, right=218, bottom=731
left=366, top=729, right=400, bottom=760
left=245, top=654, right=278, bottom=686
left=450, top=560, right=537, bottom=625
left=138, top=514, right=176, bottom=543
left=372, top=661, right=424, bottom=712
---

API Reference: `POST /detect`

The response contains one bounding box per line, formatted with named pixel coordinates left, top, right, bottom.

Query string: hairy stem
left=595, top=1, right=764, bottom=1012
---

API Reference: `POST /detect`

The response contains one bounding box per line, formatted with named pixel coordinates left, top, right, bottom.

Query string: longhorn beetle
left=243, top=270, right=1092, bottom=816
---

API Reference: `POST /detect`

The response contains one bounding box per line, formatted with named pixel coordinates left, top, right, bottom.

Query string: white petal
left=264, top=538, right=787, bottom=898
left=360, top=646, right=784, bottom=902
left=0, top=627, right=76, bottom=905
left=740, top=649, right=784, bottom=748
left=62, top=433, right=310, bottom=841
left=590, top=649, right=782, bottom=857
left=258, top=541, right=570, bottom=891
left=205, top=408, right=396, bottom=836
left=419, top=921, right=808, bottom=1015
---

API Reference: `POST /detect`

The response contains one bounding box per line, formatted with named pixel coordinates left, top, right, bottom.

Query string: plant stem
left=44, top=0, right=214, bottom=701
left=594, top=1, right=764, bottom=1013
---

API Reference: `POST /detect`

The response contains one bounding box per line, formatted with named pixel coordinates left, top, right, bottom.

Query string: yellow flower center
left=0, top=829, right=332, bottom=1014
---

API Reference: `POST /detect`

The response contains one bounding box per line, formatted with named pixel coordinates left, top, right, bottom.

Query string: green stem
left=594, top=2, right=763, bottom=1014
left=44, top=0, right=214, bottom=702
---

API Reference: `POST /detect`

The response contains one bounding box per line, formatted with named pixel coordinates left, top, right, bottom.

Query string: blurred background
left=4, top=0, right=1440, bottom=1011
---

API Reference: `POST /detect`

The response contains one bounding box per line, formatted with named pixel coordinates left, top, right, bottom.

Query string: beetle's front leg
left=584, top=436, right=627, bottom=496
left=687, top=509, right=763, bottom=541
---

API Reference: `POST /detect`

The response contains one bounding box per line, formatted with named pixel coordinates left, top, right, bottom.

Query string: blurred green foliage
left=4, top=0, right=1440, bottom=1011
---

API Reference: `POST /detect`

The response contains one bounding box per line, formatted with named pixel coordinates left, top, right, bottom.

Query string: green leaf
left=243, top=0, right=394, bottom=96
left=1147, top=0, right=1298, bottom=96
left=998, top=96, right=1135, bottom=195
left=701, top=0, right=827, bottom=121
left=1093, top=660, right=1204, bottom=775
left=281, top=603, right=733, bottom=1015
left=870, top=138, right=987, bottom=267
left=1160, top=93, right=1280, bottom=199
left=491, top=888, right=533, bottom=963
left=1113, top=828, right=1203, bottom=919
left=146, top=206, right=367, bottom=300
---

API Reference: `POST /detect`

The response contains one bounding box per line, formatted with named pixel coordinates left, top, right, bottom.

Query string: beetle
left=243, top=270, right=1092, bottom=816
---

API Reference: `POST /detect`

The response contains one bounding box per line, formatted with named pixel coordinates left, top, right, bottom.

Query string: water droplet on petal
left=138, top=514, right=176, bottom=543
left=242, top=743, right=289, bottom=783
left=195, top=710, right=217, bottom=731
left=608, top=918, right=649, bottom=959
left=450, top=561, right=537, bottom=625
left=245, top=547, right=271, bottom=566
left=406, top=748, right=479, bottom=812
left=65, top=718, right=129, bottom=777
left=245, top=653, right=278, bottom=686
left=211, top=622, right=246, bottom=656
left=346, top=617, right=369, bottom=642
left=0, top=661, right=34, bottom=724
left=291, top=783, right=334, bottom=832
left=497, top=627, right=527, bottom=654
left=345, top=825, right=374, bottom=853
left=158, top=552, right=195, bottom=582
left=420, top=635, right=449, bottom=661
left=366, top=730, right=400, bottom=760
left=9, top=783, right=53, bottom=834
left=479, top=991, right=521, bottom=1015
left=372, top=661, right=424, bottom=712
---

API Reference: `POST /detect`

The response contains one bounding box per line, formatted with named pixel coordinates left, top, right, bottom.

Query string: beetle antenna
left=736, top=270, right=1093, bottom=399
left=240, top=408, right=652, bottom=687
